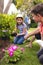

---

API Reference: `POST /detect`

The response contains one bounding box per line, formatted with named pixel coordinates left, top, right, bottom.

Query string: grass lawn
left=0, top=28, right=41, bottom=65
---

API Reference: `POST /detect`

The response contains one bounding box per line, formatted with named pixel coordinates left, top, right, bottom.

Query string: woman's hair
left=31, top=3, right=43, bottom=16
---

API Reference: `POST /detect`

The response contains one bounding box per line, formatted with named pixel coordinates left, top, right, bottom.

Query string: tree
left=33, top=0, right=43, bottom=5
left=19, top=0, right=33, bottom=15
left=16, top=0, right=23, bottom=9
left=12, top=0, right=17, bottom=5
left=0, top=0, right=4, bottom=13
left=4, top=0, right=12, bottom=14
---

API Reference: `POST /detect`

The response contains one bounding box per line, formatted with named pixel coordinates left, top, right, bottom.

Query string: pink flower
left=20, top=48, right=24, bottom=52
left=8, top=45, right=18, bottom=54
left=9, top=52, right=13, bottom=57
left=8, top=48, right=14, bottom=53
left=10, top=45, right=14, bottom=48
left=12, top=45, right=18, bottom=51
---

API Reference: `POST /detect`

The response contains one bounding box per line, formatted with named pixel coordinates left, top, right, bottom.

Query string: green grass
left=0, top=28, right=41, bottom=65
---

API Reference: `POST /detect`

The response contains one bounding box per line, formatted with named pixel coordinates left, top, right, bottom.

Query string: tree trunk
left=4, top=0, right=12, bottom=14
left=0, top=0, right=4, bottom=13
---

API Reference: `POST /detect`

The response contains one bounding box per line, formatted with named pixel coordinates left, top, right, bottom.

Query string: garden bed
left=0, top=38, right=11, bottom=59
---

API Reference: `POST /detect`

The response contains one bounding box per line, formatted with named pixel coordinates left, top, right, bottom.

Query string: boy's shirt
left=39, top=23, right=43, bottom=35
left=39, top=23, right=43, bottom=40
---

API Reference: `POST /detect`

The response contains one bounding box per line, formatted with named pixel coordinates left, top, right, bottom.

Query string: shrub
left=30, top=19, right=37, bottom=28
left=0, top=14, right=16, bottom=40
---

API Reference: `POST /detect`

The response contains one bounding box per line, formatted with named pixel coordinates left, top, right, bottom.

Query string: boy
left=24, top=3, right=43, bottom=64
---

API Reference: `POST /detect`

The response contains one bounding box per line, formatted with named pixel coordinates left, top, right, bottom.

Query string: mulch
left=0, top=39, right=11, bottom=59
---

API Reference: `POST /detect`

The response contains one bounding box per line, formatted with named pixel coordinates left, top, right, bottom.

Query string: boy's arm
left=24, top=27, right=40, bottom=39
left=41, top=34, right=43, bottom=40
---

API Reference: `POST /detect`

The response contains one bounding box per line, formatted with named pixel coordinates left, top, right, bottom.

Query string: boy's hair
left=31, top=3, right=43, bottom=16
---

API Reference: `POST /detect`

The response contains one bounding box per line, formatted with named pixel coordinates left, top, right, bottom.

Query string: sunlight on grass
left=28, top=28, right=36, bottom=32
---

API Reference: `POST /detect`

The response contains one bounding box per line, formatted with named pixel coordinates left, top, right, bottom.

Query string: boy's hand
left=24, top=36, right=27, bottom=39
left=24, top=34, right=29, bottom=39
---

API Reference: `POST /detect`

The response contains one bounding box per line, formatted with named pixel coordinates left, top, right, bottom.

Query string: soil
left=0, top=39, right=11, bottom=59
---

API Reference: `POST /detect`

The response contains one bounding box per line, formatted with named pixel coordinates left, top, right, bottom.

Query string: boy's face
left=32, top=14, right=41, bottom=23
left=16, top=18, right=23, bottom=24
